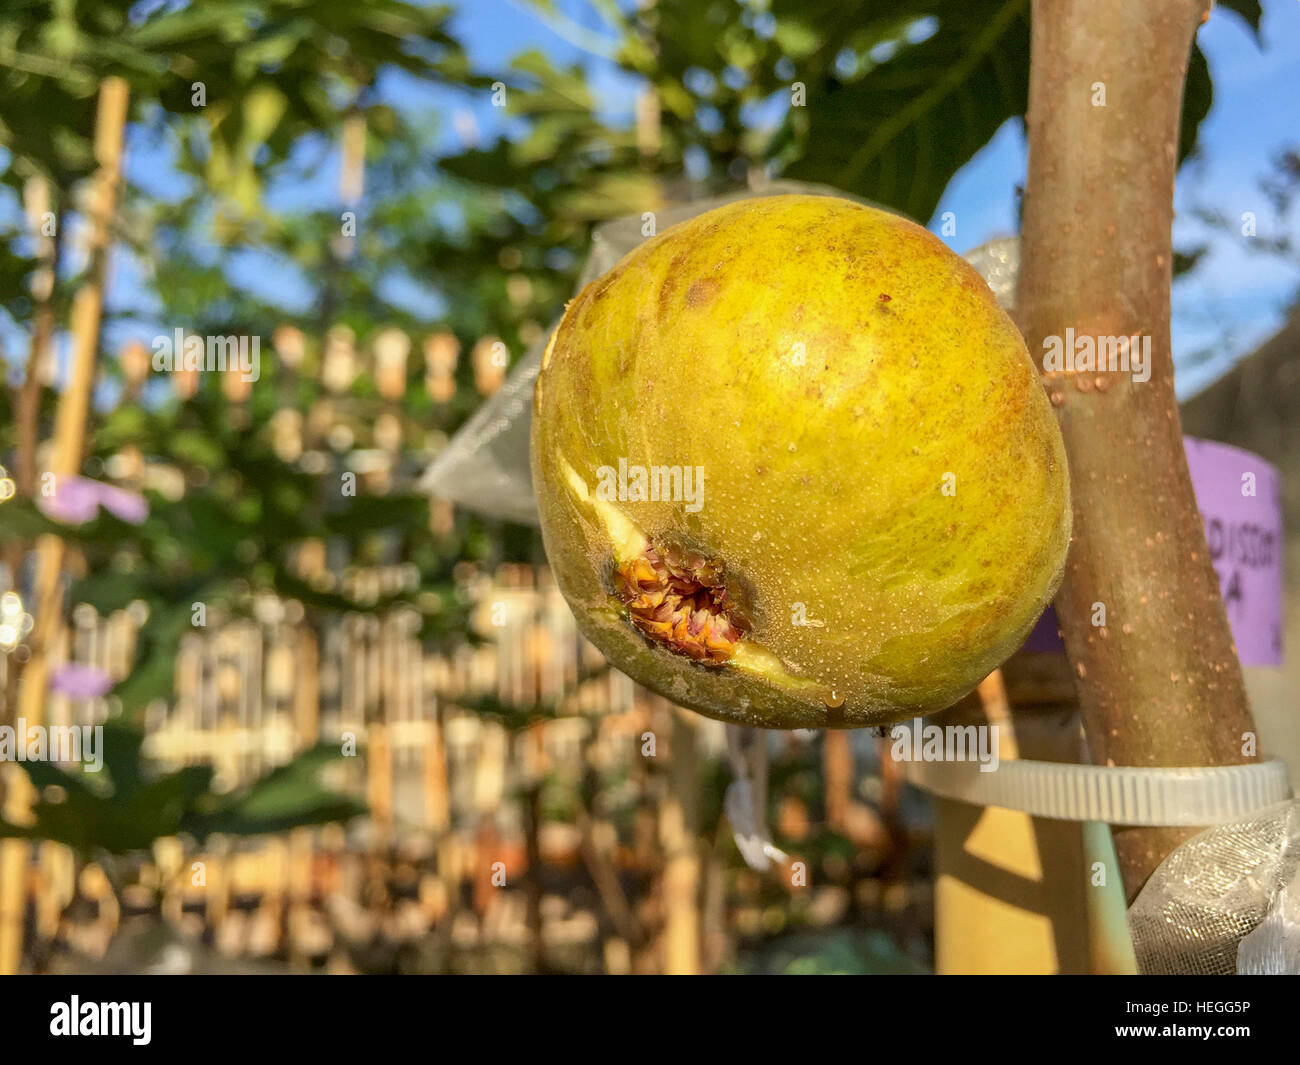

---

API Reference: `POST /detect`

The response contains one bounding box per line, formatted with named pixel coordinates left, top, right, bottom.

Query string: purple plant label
left=1021, top=436, right=1283, bottom=666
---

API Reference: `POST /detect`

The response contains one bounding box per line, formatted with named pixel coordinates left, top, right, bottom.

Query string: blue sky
left=938, top=0, right=1300, bottom=397
left=452, top=0, right=1299, bottom=398
left=3, top=0, right=1298, bottom=402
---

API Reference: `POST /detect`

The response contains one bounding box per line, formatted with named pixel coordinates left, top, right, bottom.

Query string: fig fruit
left=531, top=195, right=1070, bottom=728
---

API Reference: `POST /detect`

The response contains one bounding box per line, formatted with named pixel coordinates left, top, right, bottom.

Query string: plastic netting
left=1129, top=801, right=1300, bottom=974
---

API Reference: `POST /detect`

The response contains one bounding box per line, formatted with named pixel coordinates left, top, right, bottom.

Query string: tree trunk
left=1016, top=0, right=1257, bottom=900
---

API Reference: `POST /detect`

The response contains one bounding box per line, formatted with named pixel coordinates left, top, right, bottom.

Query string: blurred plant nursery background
left=0, top=0, right=1297, bottom=974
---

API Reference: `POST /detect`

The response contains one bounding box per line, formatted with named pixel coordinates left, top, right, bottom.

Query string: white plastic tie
left=903, top=756, right=1292, bottom=827
left=723, top=725, right=789, bottom=871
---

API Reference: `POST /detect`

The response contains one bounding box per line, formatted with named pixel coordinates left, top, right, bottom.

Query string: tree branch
left=1015, top=0, right=1257, bottom=900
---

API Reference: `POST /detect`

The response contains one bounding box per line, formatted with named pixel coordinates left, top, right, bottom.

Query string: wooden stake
left=823, top=730, right=853, bottom=832
left=658, top=703, right=700, bottom=974
left=0, top=75, right=129, bottom=977
left=366, top=723, right=393, bottom=840
left=293, top=623, right=320, bottom=747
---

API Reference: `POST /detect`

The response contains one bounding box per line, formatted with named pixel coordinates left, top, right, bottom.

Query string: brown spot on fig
left=685, top=278, right=721, bottom=308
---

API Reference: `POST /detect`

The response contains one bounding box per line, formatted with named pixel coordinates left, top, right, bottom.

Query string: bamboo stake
left=659, top=703, right=700, bottom=974
left=1016, top=0, right=1256, bottom=899
left=17, top=75, right=130, bottom=728
left=366, top=723, right=394, bottom=840
left=423, top=704, right=451, bottom=835
left=0, top=76, right=129, bottom=977
left=823, top=730, right=853, bottom=832
left=294, top=623, right=320, bottom=747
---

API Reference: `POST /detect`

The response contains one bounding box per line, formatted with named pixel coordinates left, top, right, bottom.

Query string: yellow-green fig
left=531, top=194, right=1070, bottom=729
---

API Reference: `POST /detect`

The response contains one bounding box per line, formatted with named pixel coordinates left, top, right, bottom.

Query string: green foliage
left=459, top=0, right=1262, bottom=247
left=0, top=0, right=1274, bottom=870
left=770, top=0, right=1031, bottom=222
left=763, top=0, right=1262, bottom=222
left=0, top=0, right=470, bottom=194
left=1, top=356, right=489, bottom=716
left=184, top=742, right=367, bottom=839
left=0, top=721, right=364, bottom=855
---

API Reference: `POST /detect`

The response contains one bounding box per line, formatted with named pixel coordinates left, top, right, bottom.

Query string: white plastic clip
left=724, top=725, right=790, bottom=871
left=903, top=755, right=1292, bottom=827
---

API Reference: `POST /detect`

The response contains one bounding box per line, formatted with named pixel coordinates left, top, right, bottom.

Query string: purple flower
left=36, top=476, right=148, bottom=526
left=49, top=663, right=114, bottom=700
left=97, top=483, right=150, bottom=524
left=37, top=476, right=102, bottom=524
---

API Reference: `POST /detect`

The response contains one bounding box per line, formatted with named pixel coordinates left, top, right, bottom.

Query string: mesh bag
left=1129, top=800, right=1300, bottom=974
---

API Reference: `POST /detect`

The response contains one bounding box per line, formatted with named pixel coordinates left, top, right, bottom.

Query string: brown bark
left=1016, top=0, right=1257, bottom=900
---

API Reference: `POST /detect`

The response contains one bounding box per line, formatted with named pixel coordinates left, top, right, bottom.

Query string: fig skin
left=531, top=194, right=1070, bottom=729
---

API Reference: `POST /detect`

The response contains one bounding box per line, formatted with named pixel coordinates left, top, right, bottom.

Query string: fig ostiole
left=531, top=194, right=1071, bottom=729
